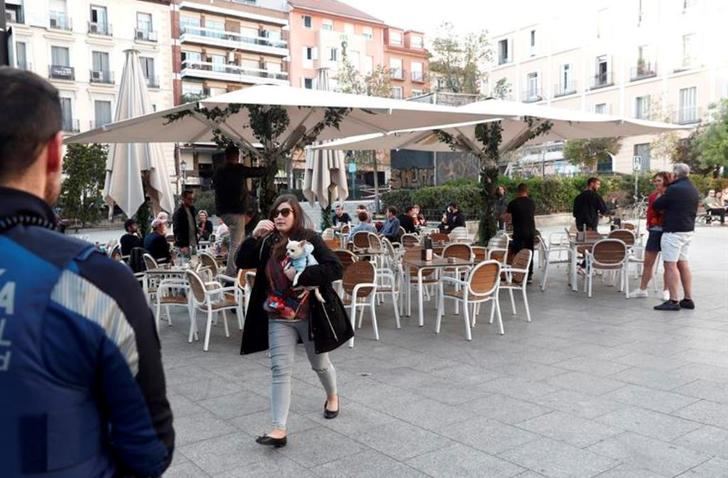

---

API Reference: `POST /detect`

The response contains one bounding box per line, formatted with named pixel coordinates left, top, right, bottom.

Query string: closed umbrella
left=103, top=49, right=174, bottom=217
left=302, top=68, right=348, bottom=209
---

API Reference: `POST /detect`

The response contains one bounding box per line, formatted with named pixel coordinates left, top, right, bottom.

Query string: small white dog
left=285, top=239, right=325, bottom=303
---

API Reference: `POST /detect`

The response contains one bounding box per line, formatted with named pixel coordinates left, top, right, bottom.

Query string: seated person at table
left=197, top=209, right=213, bottom=241
left=143, top=217, right=172, bottom=263
left=703, top=190, right=726, bottom=224
left=380, top=206, right=402, bottom=242
left=439, top=202, right=465, bottom=232
left=398, top=206, right=417, bottom=234
left=413, top=204, right=427, bottom=227
left=349, top=211, right=377, bottom=239
left=120, top=218, right=142, bottom=256
left=332, top=204, right=351, bottom=227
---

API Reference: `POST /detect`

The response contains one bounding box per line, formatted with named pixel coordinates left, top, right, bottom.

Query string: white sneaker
left=662, top=290, right=670, bottom=301
left=630, top=289, right=649, bottom=298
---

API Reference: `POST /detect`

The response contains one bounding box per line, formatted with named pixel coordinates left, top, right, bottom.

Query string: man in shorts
left=652, top=163, right=700, bottom=311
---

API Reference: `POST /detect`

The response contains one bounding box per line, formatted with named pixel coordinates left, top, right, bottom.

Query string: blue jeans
left=268, top=319, right=337, bottom=430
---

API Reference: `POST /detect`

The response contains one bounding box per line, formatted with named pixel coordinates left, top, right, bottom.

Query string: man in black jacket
left=573, top=177, right=608, bottom=231
left=652, top=163, right=700, bottom=311
left=173, top=190, right=197, bottom=253
left=120, top=218, right=142, bottom=256
left=506, top=183, right=537, bottom=281
left=398, top=206, right=417, bottom=234
left=214, top=144, right=248, bottom=275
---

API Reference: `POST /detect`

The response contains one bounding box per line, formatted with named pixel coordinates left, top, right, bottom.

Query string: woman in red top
left=631, top=171, right=672, bottom=298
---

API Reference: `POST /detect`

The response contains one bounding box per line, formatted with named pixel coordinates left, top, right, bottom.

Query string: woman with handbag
left=235, top=194, right=353, bottom=448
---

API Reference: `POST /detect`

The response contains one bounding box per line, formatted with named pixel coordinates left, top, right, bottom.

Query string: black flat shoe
left=324, top=399, right=339, bottom=419
left=256, top=435, right=287, bottom=448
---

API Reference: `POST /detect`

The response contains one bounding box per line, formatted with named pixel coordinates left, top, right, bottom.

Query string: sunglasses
left=273, top=207, right=293, bottom=218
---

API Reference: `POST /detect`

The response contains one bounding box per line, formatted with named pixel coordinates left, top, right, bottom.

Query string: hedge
left=381, top=175, right=727, bottom=220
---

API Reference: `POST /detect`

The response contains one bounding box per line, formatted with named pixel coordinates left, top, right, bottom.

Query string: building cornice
left=178, top=1, right=288, bottom=25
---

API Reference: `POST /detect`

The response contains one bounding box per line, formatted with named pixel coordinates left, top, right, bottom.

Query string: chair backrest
left=471, top=246, right=488, bottom=263
left=401, top=233, right=420, bottom=248
left=467, top=260, right=501, bottom=297
left=143, top=253, right=158, bottom=271
left=442, top=243, right=473, bottom=261
left=342, top=260, right=375, bottom=297
left=430, top=232, right=450, bottom=244
left=449, top=226, right=468, bottom=242
left=608, top=229, right=635, bottom=247
left=341, top=223, right=351, bottom=235
left=352, top=231, right=370, bottom=249
left=585, top=230, right=602, bottom=241
left=622, top=222, right=636, bottom=231
left=321, top=228, right=335, bottom=240
left=592, top=239, right=627, bottom=266
left=367, top=232, right=382, bottom=251
left=199, top=251, right=219, bottom=275
left=185, top=270, right=207, bottom=303
left=398, top=226, right=407, bottom=237
left=324, top=238, right=340, bottom=250
left=549, top=231, right=570, bottom=247
left=509, top=249, right=533, bottom=284
left=487, top=233, right=509, bottom=250
left=236, top=268, right=256, bottom=290
left=334, top=249, right=358, bottom=270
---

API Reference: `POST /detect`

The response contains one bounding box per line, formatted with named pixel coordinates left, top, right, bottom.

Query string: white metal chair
left=449, top=226, right=470, bottom=243
left=340, top=261, right=378, bottom=348
left=583, top=239, right=628, bottom=298
left=186, top=269, right=239, bottom=351
left=500, top=249, right=533, bottom=322
left=487, top=233, right=510, bottom=267
left=400, top=233, right=420, bottom=248
left=154, top=275, right=189, bottom=330
left=539, top=232, right=572, bottom=291
left=436, top=260, right=503, bottom=340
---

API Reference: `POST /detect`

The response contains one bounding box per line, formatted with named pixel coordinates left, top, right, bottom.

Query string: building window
left=389, top=58, right=403, bottom=79
left=390, top=31, right=402, bottom=45
left=60, top=97, right=74, bottom=131
left=529, top=29, right=536, bottom=54
left=322, top=19, right=333, bottom=31
left=182, top=51, right=201, bottom=66
left=391, top=86, right=403, bottom=99
left=15, top=42, right=28, bottom=70
left=594, top=55, right=611, bottom=87
left=594, top=103, right=608, bottom=114
left=140, top=56, right=156, bottom=86
left=6, top=3, right=23, bottom=23
left=679, top=87, right=698, bottom=123
left=304, top=78, right=313, bottom=89
left=51, top=45, right=70, bottom=66
left=329, top=48, right=338, bottom=62
left=305, top=46, right=314, bottom=60
left=362, top=27, right=373, bottom=40
left=91, top=51, right=111, bottom=83
left=303, top=15, right=312, bottom=28
left=411, top=62, right=423, bottom=82
left=90, top=5, right=109, bottom=31
left=557, top=63, right=575, bottom=95
left=635, top=95, right=651, bottom=119
left=497, top=39, right=510, bottom=65
left=681, top=33, right=696, bottom=68
left=135, top=12, right=155, bottom=41
left=180, top=16, right=200, bottom=34
left=411, top=35, right=423, bottom=48
left=411, top=89, right=423, bottom=97
left=94, top=100, right=112, bottom=128
left=525, top=72, right=540, bottom=101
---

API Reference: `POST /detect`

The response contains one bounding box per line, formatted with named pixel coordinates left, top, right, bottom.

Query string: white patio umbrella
left=301, top=68, right=348, bottom=208
left=312, top=99, right=684, bottom=154
left=65, top=85, right=497, bottom=150
left=103, top=49, right=174, bottom=217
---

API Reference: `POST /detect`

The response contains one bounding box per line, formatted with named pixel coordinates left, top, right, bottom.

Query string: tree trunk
left=478, top=165, right=499, bottom=246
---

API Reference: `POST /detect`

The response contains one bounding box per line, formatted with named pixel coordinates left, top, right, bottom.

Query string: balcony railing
left=135, top=28, right=158, bottom=42
left=676, top=106, right=701, bottom=125
left=591, top=71, right=614, bottom=90
left=92, top=119, right=112, bottom=129
left=390, top=68, right=404, bottom=80
left=49, top=11, right=72, bottom=31
left=88, top=21, right=112, bottom=36
left=48, top=64, right=75, bottom=80
left=62, top=119, right=80, bottom=133
left=181, top=60, right=288, bottom=83
left=411, top=70, right=426, bottom=82
left=522, top=88, right=543, bottom=103
left=180, top=89, right=211, bottom=104
left=90, top=70, right=114, bottom=84
left=630, top=62, right=657, bottom=81
left=180, top=25, right=287, bottom=51
left=553, top=81, right=577, bottom=98
left=146, top=76, right=160, bottom=88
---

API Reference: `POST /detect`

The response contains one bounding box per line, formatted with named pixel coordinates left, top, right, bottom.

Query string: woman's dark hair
left=269, top=194, right=311, bottom=259
left=652, top=171, right=672, bottom=186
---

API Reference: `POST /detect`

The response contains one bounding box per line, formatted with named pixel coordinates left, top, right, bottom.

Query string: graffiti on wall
left=390, top=149, right=480, bottom=189
left=390, top=168, right=435, bottom=189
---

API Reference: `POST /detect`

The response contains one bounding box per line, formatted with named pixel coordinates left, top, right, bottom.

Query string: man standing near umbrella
left=0, top=67, right=174, bottom=477
left=573, top=177, right=609, bottom=231
left=173, top=190, right=197, bottom=254
left=213, top=144, right=248, bottom=275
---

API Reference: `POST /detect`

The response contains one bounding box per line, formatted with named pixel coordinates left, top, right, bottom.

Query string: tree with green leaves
left=437, top=118, right=553, bottom=243
left=429, top=22, right=491, bottom=95
left=563, top=137, right=622, bottom=172
left=60, top=144, right=108, bottom=227
left=695, top=99, right=728, bottom=178
left=490, top=78, right=512, bottom=100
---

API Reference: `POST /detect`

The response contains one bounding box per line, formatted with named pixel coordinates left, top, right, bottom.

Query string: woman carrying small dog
left=235, top=194, right=353, bottom=448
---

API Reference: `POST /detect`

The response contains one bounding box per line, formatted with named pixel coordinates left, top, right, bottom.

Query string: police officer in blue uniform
left=0, top=67, right=174, bottom=477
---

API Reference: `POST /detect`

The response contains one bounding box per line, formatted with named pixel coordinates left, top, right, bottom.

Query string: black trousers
left=575, top=220, right=598, bottom=231
left=509, top=235, right=535, bottom=278
left=707, top=209, right=726, bottom=224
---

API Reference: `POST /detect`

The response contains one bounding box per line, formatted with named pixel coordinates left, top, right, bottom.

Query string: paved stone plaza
left=162, top=226, right=727, bottom=478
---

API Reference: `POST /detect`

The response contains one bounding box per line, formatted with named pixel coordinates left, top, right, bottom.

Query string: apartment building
left=384, top=27, right=428, bottom=99
left=287, top=0, right=385, bottom=91
left=7, top=0, right=174, bottom=134
left=486, top=0, right=728, bottom=174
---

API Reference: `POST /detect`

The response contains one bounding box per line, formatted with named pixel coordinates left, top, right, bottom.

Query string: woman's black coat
left=235, top=229, right=353, bottom=355
left=198, top=220, right=213, bottom=241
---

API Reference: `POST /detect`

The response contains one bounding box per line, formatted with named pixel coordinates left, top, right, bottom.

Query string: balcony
left=90, top=70, right=114, bottom=84
left=590, top=71, right=614, bottom=90
left=180, top=88, right=211, bottom=104
left=180, top=26, right=287, bottom=56
left=390, top=68, right=404, bottom=80
left=553, top=81, right=577, bottom=98
left=675, top=106, right=701, bottom=125
left=180, top=60, right=289, bottom=86
left=135, top=28, right=158, bottom=42
left=411, top=71, right=426, bottom=83
left=88, top=21, right=112, bottom=36
left=5, top=5, right=24, bottom=24
left=49, top=11, right=72, bottom=31
left=48, top=64, right=75, bottom=81
left=630, top=62, right=657, bottom=81
left=522, top=88, right=543, bottom=103
left=62, top=119, right=80, bottom=133
left=146, top=76, right=160, bottom=88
